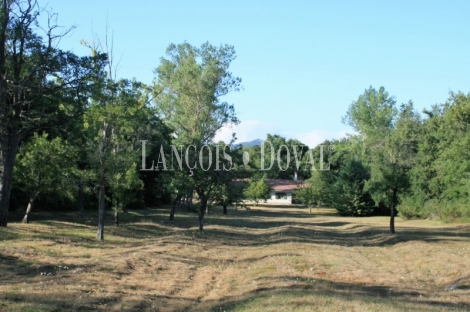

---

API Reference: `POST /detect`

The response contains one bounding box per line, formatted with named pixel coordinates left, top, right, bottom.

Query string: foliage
left=330, top=159, right=375, bottom=216
left=246, top=134, right=312, bottom=180
left=154, top=41, right=240, bottom=146
left=153, top=42, right=242, bottom=230
left=0, top=0, right=105, bottom=226
left=344, top=87, right=419, bottom=231
left=399, top=92, right=470, bottom=221
left=295, top=171, right=328, bottom=208
left=14, top=133, right=77, bottom=221
left=211, top=180, right=248, bottom=208
left=2, top=1, right=470, bottom=231
left=244, top=178, right=271, bottom=205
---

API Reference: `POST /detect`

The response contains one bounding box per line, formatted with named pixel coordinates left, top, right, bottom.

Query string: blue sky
left=41, top=0, right=470, bottom=147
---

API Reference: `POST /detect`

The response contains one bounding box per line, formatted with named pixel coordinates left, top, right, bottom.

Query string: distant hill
left=233, top=139, right=263, bottom=148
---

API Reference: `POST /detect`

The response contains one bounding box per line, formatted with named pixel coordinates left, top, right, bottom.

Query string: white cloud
left=214, top=119, right=350, bottom=148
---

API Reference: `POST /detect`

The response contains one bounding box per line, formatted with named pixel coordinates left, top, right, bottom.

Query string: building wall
left=265, top=191, right=292, bottom=204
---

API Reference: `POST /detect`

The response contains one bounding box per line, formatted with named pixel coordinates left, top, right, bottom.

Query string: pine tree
left=331, top=159, right=375, bottom=216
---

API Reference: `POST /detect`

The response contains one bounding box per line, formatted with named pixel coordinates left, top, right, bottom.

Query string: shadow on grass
left=1, top=206, right=470, bottom=311
left=4, top=207, right=470, bottom=249
left=0, top=291, right=122, bottom=311
left=0, top=251, right=98, bottom=287
left=197, top=223, right=470, bottom=248
left=205, top=277, right=469, bottom=312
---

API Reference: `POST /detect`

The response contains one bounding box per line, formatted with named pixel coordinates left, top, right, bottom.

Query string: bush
left=439, top=201, right=470, bottom=222
left=399, top=195, right=470, bottom=222
left=397, top=191, right=428, bottom=219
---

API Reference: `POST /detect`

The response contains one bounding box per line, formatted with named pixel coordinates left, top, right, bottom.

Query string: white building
left=265, top=179, right=303, bottom=204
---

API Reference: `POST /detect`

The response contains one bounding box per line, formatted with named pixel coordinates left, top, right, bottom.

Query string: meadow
left=1, top=205, right=469, bottom=311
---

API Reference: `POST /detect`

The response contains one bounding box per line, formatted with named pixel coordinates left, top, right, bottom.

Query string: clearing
left=0, top=205, right=469, bottom=311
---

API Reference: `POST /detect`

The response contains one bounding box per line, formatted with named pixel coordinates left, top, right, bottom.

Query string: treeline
left=1, top=1, right=468, bottom=240
left=295, top=87, right=470, bottom=232
left=0, top=1, right=241, bottom=238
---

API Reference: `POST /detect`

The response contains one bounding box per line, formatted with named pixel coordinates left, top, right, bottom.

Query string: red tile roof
left=265, top=179, right=303, bottom=192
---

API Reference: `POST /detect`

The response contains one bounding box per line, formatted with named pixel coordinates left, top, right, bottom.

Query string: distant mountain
left=233, top=139, right=263, bottom=148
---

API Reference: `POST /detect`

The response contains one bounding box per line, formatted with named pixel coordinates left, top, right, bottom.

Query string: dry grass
left=0, top=205, right=469, bottom=311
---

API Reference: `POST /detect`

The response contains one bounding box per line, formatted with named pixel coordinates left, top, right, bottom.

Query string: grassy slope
left=0, top=205, right=469, bottom=311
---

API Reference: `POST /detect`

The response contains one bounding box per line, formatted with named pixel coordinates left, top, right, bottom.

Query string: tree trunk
left=187, top=193, right=193, bottom=208
left=0, top=2, right=12, bottom=227
left=179, top=195, right=185, bottom=209
left=169, top=205, right=176, bottom=220
left=198, top=196, right=208, bottom=231
left=115, top=210, right=119, bottom=227
left=0, top=136, right=20, bottom=227
left=169, top=194, right=182, bottom=220
left=390, top=187, right=398, bottom=234
left=97, top=184, right=105, bottom=240
left=78, top=182, right=84, bottom=213
left=22, top=192, right=39, bottom=224
left=223, top=205, right=228, bottom=215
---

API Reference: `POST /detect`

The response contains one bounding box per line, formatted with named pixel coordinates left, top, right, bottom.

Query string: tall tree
left=343, top=86, right=396, bottom=145
left=153, top=42, right=241, bottom=231
left=343, top=87, right=420, bottom=233
left=85, top=75, right=155, bottom=240
left=0, top=0, right=103, bottom=226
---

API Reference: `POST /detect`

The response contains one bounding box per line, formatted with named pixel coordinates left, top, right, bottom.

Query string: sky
left=40, top=0, right=470, bottom=147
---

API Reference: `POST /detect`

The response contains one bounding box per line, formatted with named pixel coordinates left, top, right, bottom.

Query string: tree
left=343, top=87, right=420, bottom=233
left=14, top=133, right=76, bottom=223
left=211, top=178, right=248, bottom=214
left=245, top=134, right=312, bottom=180
left=0, top=0, right=103, bottom=226
left=167, top=172, right=194, bottom=220
left=153, top=42, right=241, bottom=231
left=84, top=76, right=155, bottom=240
left=244, top=178, right=271, bottom=205
left=295, top=171, right=328, bottom=213
left=343, top=86, right=396, bottom=145
left=401, top=92, right=470, bottom=220
left=330, top=159, right=375, bottom=216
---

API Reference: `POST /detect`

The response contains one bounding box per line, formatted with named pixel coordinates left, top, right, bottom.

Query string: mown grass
left=0, top=205, right=469, bottom=311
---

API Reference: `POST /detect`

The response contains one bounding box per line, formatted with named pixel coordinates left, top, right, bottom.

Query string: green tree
left=153, top=42, right=241, bottom=231
left=331, top=159, right=375, bottom=216
left=0, top=0, right=102, bottom=226
left=246, top=134, right=311, bottom=180
left=402, top=92, right=470, bottom=220
left=343, top=86, right=396, bottom=146
left=244, top=178, right=271, bottom=205
left=343, top=87, right=419, bottom=233
left=14, top=133, right=76, bottom=223
left=167, top=172, right=194, bottom=220
left=210, top=166, right=249, bottom=214
left=84, top=76, right=154, bottom=240
left=295, top=171, right=328, bottom=213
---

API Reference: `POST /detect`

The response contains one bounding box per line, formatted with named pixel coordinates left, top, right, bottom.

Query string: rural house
left=265, top=179, right=303, bottom=204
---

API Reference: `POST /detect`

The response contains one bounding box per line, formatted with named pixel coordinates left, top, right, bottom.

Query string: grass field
left=0, top=205, right=469, bottom=311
